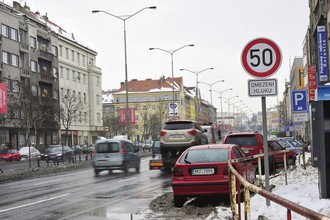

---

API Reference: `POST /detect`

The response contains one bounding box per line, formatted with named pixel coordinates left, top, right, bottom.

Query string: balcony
left=20, top=68, right=30, bottom=77
left=38, top=49, right=54, bottom=61
left=40, top=74, right=54, bottom=84
left=19, top=42, right=29, bottom=53
left=37, top=29, right=50, bottom=40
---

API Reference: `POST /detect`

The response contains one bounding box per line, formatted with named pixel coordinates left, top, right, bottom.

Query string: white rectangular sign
left=293, top=112, right=309, bottom=122
left=248, top=79, right=277, bottom=97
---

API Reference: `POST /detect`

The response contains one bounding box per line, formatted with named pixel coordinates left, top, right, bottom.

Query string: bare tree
left=103, top=111, right=125, bottom=138
left=60, top=91, right=88, bottom=146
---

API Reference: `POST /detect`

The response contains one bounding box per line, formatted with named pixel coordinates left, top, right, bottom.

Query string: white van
left=201, top=125, right=215, bottom=144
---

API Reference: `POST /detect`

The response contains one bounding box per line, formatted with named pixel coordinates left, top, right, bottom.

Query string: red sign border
left=241, top=38, right=282, bottom=78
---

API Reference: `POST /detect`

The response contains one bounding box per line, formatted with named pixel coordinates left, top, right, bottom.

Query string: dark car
left=172, top=144, right=256, bottom=207
left=71, top=145, right=83, bottom=155
left=46, top=145, right=74, bottom=162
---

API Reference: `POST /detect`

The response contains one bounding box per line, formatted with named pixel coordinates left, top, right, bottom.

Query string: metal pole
left=262, top=96, right=270, bottom=206
left=123, top=20, right=130, bottom=137
left=171, top=53, right=175, bottom=120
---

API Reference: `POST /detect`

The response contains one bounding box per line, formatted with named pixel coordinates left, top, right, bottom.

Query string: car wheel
left=94, top=169, right=100, bottom=176
left=173, top=195, right=185, bottom=207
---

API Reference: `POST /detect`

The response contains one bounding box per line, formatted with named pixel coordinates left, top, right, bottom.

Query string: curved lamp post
left=149, top=44, right=194, bottom=120
left=198, top=80, right=224, bottom=105
left=92, top=6, right=156, bottom=137
left=180, top=68, right=214, bottom=120
left=223, top=95, right=239, bottom=127
left=214, top=88, right=233, bottom=125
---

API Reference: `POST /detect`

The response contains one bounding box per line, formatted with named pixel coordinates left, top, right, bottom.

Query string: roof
left=115, top=76, right=183, bottom=94
left=189, top=144, right=235, bottom=150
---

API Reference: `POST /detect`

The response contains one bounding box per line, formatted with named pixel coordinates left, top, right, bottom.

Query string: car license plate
left=192, top=168, right=214, bottom=175
left=170, top=134, right=184, bottom=139
left=98, top=160, right=108, bottom=165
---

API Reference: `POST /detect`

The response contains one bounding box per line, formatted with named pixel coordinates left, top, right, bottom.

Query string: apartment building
left=0, top=1, right=102, bottom=148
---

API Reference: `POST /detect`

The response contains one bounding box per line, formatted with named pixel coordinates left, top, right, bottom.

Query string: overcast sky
left=23, top=0, right=309, bottom=113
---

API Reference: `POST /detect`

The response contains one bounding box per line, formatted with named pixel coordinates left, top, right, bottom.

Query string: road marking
left=0, top=193, right=70, bottom=213
left=33, top=179, right=63, bottom=186
left=117, top=177, right=135, bottom=183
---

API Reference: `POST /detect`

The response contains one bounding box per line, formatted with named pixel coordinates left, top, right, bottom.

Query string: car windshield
left=19, top=147, right=29, bottom=153
left=152, top=141, right=160, bottom=149
left=97, top=142, right=120, bottom=153
left=163, top=122, right=193, bottom=130
left=180, top=149, right=229, bottom=163
left=289, top=140, right=301, bottom=147
left=225, top=135, right=260, bottom=146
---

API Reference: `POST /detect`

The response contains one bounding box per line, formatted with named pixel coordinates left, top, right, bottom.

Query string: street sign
left=248, top=78, right=277, bottom=97
left=293, top=112, right=309, bottom=122
left=241, top=38, right=282, bottom=78
left=291, top=90, right=308, bottom=112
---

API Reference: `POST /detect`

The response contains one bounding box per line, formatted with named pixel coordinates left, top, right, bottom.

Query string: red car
left=0, top=149, right=21, bottom=162
left=172, top=144, right=256, bottom=207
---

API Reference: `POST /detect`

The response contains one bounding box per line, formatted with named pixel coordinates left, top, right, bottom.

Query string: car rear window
left=225, top=135, right=259, bottom=146
left=180, top=149, right=229, bottom=163
left=97, top=142, right=120, bottom=153
left=163, top=121, right=193, bottom=130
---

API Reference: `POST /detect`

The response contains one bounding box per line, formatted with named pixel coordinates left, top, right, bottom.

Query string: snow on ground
left=208, top=153, right=330, bottom=219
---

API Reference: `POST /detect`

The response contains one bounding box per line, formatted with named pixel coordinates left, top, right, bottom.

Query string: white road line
left=0, top=193, right=70, bottom=213
left=33, top=179, right=63, bottom=186
left=117, top=177, right=136, bottom=183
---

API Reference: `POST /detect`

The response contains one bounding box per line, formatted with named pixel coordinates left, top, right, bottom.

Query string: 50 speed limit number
left=241, top=38, right=282, bottom=78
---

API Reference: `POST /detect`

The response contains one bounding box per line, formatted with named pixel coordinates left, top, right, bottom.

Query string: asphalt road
left=0, top=156, right=172, bottom=220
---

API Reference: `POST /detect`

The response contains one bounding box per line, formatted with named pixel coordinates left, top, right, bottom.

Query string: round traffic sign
left=241, top=38, right=282, bottom=78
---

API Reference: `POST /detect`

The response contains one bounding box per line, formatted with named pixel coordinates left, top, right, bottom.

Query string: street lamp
left=149, top=44, right=194, bottom=120
left=198, top=80, right=224, bottom=105
left=223, top=95, right=239, bottom=127
left=92, top=6, right=156, bottom=137
left=180, top=68, right=214, bottom=120
left=214, top=88, right=233, bottom=125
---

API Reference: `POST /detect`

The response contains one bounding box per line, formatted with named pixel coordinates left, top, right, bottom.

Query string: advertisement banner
left=317, top=26, right=328, bottom=82
left=0, top=83, right=7, bottom=114
left=308, top=65, right=317, bottom=101
left=130, top=108, right=135, bottom=124
left=120, top=108, right=126, bottom=125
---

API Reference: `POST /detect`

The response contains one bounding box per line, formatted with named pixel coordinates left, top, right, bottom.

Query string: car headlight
left=56, top=153, right=62, bottom=156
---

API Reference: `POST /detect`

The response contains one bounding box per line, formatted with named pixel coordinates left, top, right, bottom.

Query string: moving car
left=0, top=149, right=21, bottom=162
left=93, top=138, right=140, bottom=175
left=19, top=146, right=41, bottom=160
left=172, top=144, right=256, bottom=207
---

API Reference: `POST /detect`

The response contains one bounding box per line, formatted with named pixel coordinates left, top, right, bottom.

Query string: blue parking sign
left=291, top=90, right=308, bottom=112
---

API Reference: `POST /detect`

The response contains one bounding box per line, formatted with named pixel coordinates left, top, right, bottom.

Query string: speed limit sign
left=241, top=38, right=282, bottom=78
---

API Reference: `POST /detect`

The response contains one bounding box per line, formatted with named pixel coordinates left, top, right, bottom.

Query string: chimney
left=120, top=82, right=125, bottom=87
left=43, top=13, right=48, bottom=22
left=132, top=79, right=137, bottom=81
left=24, top=2, right=30, bottom=11
left=160, top=75, right=165, bottom=84
left=13, top=1, right=20, bottom=11
left=36, top=11, right=40, bottom=16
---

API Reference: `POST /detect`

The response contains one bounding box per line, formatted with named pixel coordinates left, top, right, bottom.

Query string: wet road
left=0, top=157, right=172, bottom=220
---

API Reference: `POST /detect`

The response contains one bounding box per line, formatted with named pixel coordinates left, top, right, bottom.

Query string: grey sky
left=25, top=0, right=309, bottom=113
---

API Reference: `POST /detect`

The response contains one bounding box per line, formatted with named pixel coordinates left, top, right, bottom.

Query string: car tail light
left=120, top=143, right=125, bottom=155
left=160, top=131, right=167, bottom=136
left=173, top=167, right=184, bottom=176
left=187, top=130, right=196, bottom=135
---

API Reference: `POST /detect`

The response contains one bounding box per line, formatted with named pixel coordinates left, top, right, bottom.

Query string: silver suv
left=160, top=120, right=208, bottom=155
left=93, top=138, right=140, bottom=176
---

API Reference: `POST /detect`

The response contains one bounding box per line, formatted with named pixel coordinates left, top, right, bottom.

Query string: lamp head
left=149, top=48, right=155, bottom=50
left=149, top=6, right=157, bottom=9
left=92, top=10, right=100, bottom=13
left=188, top=44, right=194, bottom=47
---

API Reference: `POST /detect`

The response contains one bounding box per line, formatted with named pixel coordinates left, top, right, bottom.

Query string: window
left=59, top=45, right=63, bottom=56
left=32, top=85, right=38, bottom=96
left=30, top=36, right=36, bottom=49
left=97, top=113, right=101, bottom=123
left=77, top=53, right=80, bottom=64
left=60, top=66, right=63, bottom=78
left=10, top=28, right=18, bottom=41
left=134, top=106, right=138, bottom=111
left=60, top=88, right=64, bottom=99
left=52, top=45, right=58, bottom=57
left=30, top=61, right=37, bottom=72
left=65, top=48, right=69, bottom=58
left=72, top=71, right=76, bottom=81
left=83, top=74, right=86, bottom=84
left=142, top=105, right=147, bottom=111
left=53, top=90, right=59, bottom=100
left=96, top=95, right=100, bottom=105
left=96, top=76, right=100, bottom=86
left=11, top=54, right=19, bottom=67
left=71, top=50, right=75, bottom=61
left=12, top=81, right=19, bottom=93
left=4, top=79, right=10, bottom=92
left=84, top=112, right=87, bottom=122
left=2, top=51, right=9, bottom=64
left=41, top=88, right=49, bottom=97
left=66, top=68, right=70, bottom=80
left=52, top=67, right=58, bottom=78
left=1, top=24, right=9, bottom=37
left=82, top=55, right=85, bottom=66
left=84, top=93, right=86, bottom=103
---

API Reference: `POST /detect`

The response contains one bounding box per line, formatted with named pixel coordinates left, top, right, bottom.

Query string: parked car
left=201, top=125, right=215, bottom=144
left=71, top=145, right=83, bottom=155
left=267, top=139, right=296, bottom=167
left=0, top=149, right=21, bottom=162
left=151, top=139, right=160, bottom=158
left=19, top=146, right=41, bottom=160
left=46, top=145, right=74, bottom=162
left=93, top=138, right=140, bottom=176
left=81, top=145, right=89, bottom=154
left=172, top=144, right=256, bottom=207
left=276, top=139, right=304, bottom=155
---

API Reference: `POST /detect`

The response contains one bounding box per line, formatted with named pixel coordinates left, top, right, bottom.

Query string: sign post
left=241, top=38, right=282, bottom=206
